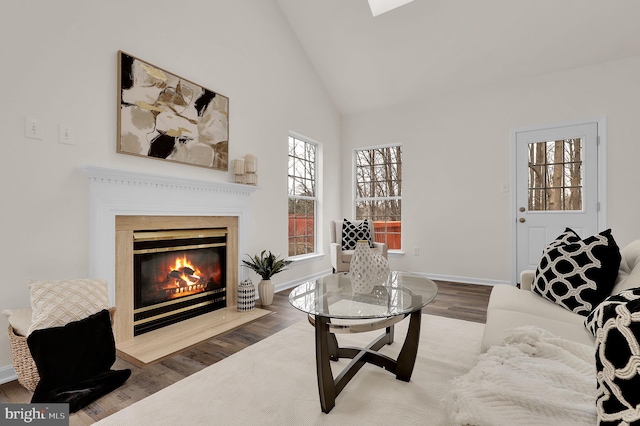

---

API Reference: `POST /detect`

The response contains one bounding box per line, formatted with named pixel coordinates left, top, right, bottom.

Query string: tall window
left=355, top=145, right=402, bottom=250
left=288, top=135, right=317, bottom=257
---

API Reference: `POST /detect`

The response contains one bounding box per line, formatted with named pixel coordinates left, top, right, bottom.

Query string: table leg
left=327, top=322, right=339, bottom=361
left=315, top=316, right=336, bottom=413
left=395, top=309, right=422, bottom=381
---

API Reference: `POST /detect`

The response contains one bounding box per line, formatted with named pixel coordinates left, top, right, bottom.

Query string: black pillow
left=532, top=228, right=621, bottom=316
left=27, top=309, right=131, bottom=412
left=584, top=288, right=640, bottom=424
left=341, top=219, right=373, bottom=250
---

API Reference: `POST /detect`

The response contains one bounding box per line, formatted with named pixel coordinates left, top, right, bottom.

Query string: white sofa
left=481, top=239, right=640, bottom=352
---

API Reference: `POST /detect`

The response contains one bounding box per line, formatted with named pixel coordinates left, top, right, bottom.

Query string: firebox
left=132, top=228, right=227, bottom=336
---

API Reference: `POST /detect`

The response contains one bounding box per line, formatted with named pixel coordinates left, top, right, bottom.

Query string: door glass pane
left=527, top=138, right=583, bottom=211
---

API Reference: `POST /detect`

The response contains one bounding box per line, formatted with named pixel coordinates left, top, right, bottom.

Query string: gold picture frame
left=117, top=51, right=229, bottom=171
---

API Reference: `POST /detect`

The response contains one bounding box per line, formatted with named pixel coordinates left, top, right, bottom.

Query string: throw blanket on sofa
left=446, top=326, right=596, bottom=426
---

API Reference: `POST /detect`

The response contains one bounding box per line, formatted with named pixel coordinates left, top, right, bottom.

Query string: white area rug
left=95, top=315, right=484, bottom=425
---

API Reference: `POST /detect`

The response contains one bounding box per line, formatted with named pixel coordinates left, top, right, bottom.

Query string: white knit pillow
left=27, top=278, right=110, bottom=335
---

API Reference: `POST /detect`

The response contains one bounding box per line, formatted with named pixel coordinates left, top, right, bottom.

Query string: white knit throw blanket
left=446, top=326, right=597, bottom=426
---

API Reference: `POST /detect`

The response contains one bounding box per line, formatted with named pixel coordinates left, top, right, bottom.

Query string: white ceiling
left=276, top=0, right=640, bottom=115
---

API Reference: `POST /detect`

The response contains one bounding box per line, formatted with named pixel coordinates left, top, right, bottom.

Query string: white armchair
left=330, top=219, right=388, bottom=273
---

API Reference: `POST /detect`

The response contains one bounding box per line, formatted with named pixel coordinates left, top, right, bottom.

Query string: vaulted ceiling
left=276, top=0, right=640, bottom=115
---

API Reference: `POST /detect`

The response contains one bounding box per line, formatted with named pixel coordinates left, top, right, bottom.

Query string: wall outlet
left=24, top=117, right=43, bottom=140
left=58, top=124, right=74, bottom=145
left=413, top=247, right=420, bottom=256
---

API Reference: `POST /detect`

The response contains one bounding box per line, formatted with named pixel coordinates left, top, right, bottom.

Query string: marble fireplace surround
left=79, top=166, right=264, bottom=365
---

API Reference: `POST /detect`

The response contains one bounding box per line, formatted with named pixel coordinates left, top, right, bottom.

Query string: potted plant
left=242, top=250, right=292, bottom=306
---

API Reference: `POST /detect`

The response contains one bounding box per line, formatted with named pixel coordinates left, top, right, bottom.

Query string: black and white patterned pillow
left=341, top=219, right=373, bottom=250
left=532, top=228, right=621, bottom=316
left=584, top=288, right=640, bottom=425
left=543, top=227, right=581, bottom=253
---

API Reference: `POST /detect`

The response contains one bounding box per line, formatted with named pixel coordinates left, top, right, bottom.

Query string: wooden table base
left=314, top=310, right=422, bottom=413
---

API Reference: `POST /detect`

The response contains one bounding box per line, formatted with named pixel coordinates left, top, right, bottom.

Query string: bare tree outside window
left=528, top=138, right=582, bottom=211
left=288, top=135, right=317, bottom=257
left=355, top=146, right=402, bottom=249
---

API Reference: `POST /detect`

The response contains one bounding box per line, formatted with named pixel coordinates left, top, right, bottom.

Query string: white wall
left=0, top=0, right=341, bottom=370
left=342, top=55, right=640, bottom=283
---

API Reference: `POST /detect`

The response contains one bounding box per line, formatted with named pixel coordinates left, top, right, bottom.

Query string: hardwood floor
left=0, top=280, right=492, bottom=425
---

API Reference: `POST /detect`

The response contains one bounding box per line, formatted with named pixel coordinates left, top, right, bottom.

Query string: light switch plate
left=58, top=124, right=74, bottom=145
left=24, top=117, right=43, bottom=140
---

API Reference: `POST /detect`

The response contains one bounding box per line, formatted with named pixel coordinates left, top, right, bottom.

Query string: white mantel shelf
left=78, top=165, right=260, bottom=195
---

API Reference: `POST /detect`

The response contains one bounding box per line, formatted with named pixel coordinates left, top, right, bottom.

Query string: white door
left=513, top=121, right=600, bottom=284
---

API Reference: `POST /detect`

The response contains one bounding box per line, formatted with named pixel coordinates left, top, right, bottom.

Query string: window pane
left=527, top=138, right=582, bottom=211
left=529, top=188, right=544, bottom=211
left=288, top=198, right=315, bottom=256
left=545, top=188, right=562, bottom=210
left=529, top=165, right=544, bottom=188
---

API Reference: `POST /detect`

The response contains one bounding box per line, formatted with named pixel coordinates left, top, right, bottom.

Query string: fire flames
left=165, top=254, right=207, bottom=297
left=138, top=249, right=222, bottom=306
left=172, top=254, right=201, bottom=286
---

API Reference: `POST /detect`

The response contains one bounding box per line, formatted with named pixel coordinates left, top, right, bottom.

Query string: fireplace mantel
left=79, top=165, right=258, bottom=304
left=78, top=166, right=269, bottom=365
left=79, top=165, right=258, bottom=196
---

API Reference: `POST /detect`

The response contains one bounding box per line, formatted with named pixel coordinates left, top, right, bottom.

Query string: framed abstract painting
left=117, top=51, right=229, bottom=171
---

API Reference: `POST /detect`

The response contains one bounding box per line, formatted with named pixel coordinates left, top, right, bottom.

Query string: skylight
left=367, top=0, right=415, bottom=17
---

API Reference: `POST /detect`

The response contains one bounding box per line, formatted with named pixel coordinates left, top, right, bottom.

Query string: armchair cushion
left=341, top=219, right=373, bottom=250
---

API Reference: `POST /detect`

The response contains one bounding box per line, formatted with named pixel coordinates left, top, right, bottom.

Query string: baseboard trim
left=411, top=272, right=511, bottom=287
left=0, top=364, right=17, bottom=386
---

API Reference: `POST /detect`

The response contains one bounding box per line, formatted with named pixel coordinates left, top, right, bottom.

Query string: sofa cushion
left=583, top=288, right=640, bottom=424
left=481, top=308, right=593, bottom=353
left=611, top=240, right=640, bottom=295
left=488, top=284, right=587, bottom=324
left=532, top=229, right=621, bottom=316
left=340, top=249, right=355, bottom=263
left=482, top=284, right=594, bottom=353
left=341, top=219, right=373, bottom=250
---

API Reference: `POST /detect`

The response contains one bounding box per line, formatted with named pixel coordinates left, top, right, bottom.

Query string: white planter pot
left=258, top=279, right=274, bottom=306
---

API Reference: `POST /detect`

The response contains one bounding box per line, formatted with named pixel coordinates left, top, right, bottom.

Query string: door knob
left=519, top=207, right=525, bottom=212
left=519, top=218, right=526, bottom=223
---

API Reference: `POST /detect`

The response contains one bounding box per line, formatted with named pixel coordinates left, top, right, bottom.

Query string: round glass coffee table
left=289, top=271, right=438, bottom=413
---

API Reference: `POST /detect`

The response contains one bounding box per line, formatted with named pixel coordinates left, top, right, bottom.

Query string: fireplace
left=132, top=228, right=227, bottom=335
left=81, top=166, right=260, bottom=356
left=112, top=215, right=241, bottom=344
